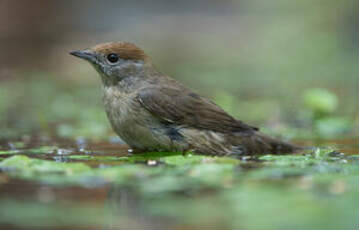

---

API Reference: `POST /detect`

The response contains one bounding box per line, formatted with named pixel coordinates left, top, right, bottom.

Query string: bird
left=70, top=41, right=301, bottom=156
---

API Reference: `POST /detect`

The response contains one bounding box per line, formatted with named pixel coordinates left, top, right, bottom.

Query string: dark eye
left=107, top=53, right=119, bottom=63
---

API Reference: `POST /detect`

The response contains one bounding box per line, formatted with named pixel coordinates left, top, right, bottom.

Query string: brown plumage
left=70, top=41, right=301, bottom=156
left=137, top=87, right=258, bottom=133
left=91, top=42, right=148, bottom=61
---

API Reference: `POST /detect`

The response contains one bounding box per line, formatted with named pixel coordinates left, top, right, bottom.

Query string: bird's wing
left=137, top=87, right=258, bottom=133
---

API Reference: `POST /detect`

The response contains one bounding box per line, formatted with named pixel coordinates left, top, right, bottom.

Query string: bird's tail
left=239, top=132, right=302, bottom=155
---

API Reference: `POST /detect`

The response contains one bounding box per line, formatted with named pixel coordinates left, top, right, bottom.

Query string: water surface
left=0, top=137, right=358, bottom=230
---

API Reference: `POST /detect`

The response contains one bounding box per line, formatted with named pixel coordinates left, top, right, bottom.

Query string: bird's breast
left=101, top=86, right=172, bottom=150
left=102, top=86, right=137, bottom=128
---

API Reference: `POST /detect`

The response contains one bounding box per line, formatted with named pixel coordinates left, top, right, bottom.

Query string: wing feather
left=137, top=87, right=258, bottom=133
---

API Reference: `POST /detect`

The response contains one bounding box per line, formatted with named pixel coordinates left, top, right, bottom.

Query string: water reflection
left=0, top=137, right=358, bottom=229
left=0, top=178, right=197, bottom=229
left=104, top=186, right=179, bottom=230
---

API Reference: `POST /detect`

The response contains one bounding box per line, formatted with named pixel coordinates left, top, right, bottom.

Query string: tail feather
left=240, top=132, right=301, bottom=155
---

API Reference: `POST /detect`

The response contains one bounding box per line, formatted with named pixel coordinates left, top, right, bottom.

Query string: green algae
left=0, top=148, right=357, bottom=192
left=0, top=146, right=58, bottom=155
left=0, top=154, right=238, bottom=191
left=1, top=146, right=359, bottom=230
left=0, top=155, right=90, bottom=175
left=68, top=155, right=123, bottom=161
left=0, top=150, right=20, bottom=155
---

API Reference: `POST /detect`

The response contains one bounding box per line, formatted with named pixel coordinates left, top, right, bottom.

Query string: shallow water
left=0, top=137, right=358, bottom=230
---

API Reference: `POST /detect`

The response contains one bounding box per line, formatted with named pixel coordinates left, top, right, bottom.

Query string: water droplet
left=147, top=160, right=157, bottom=166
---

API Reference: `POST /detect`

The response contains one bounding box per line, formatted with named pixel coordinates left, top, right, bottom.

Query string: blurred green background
left=1, top=1, right=359, bottom=230
left=1, top=0, right=359, bottom=140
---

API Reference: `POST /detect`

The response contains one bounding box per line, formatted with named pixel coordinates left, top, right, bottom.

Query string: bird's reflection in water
left=103, top=186, right=176, bottom=230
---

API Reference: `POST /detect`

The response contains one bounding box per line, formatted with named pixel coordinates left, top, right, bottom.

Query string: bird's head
left=70, top=41, right=150, bottom=86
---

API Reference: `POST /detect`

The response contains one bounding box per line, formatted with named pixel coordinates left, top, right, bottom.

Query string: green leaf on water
left=0, top=155, right=90, bottom=175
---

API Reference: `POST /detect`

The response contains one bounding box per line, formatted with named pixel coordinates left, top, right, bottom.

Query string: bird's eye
left=107, top=53, right=119, bottom=63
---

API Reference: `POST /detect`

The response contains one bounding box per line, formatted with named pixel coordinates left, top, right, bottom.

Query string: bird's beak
left=69, top=49, right=96, bottom=62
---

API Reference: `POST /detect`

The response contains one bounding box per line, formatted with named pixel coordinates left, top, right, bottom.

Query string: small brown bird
left=70, top=41, right=300, bottom=156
